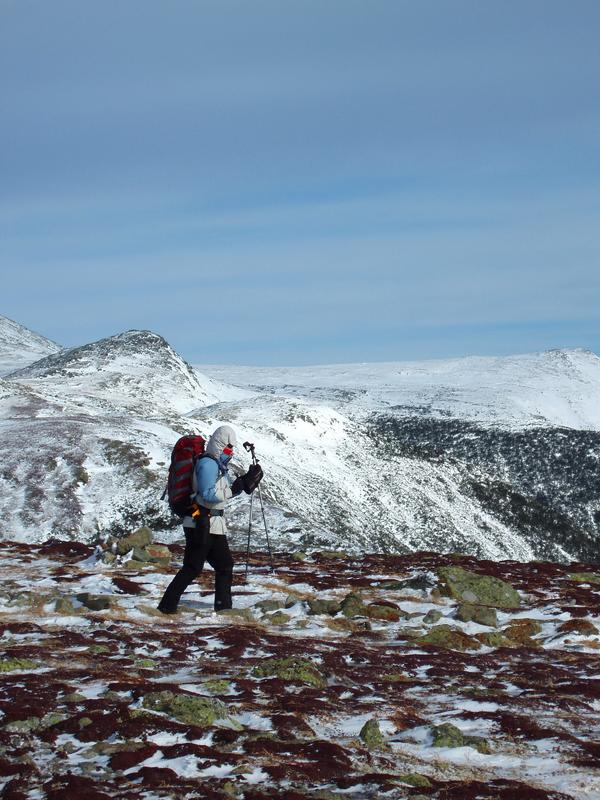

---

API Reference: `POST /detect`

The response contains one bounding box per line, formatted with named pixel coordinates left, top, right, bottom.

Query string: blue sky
left=1, top=0, right=599, bottom=365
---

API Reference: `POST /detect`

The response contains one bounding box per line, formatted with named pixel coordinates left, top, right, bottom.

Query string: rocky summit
left=1, top=540, right=599, bottom=799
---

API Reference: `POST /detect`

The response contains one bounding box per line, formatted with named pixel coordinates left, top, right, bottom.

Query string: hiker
left=158, top=424, right=263, bottom=614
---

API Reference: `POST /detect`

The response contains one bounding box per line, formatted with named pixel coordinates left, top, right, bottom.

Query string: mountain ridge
left=1, top=317, right=598, bottom=561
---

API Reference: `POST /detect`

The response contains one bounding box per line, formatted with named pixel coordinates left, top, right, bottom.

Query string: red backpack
left=163, top=435, right=206, bottom=517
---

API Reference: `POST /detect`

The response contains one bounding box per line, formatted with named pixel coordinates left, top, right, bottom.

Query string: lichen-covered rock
left=262, top=611, right=291, bottom=626
left=423, top=609, right=443, bottom=624
left=251, top=656, right=327, bottom=688
left=340, top=592, right=365, bottom=618
left=0, top=658, right=41, bottom=672
left=202, top=679, right=231, bottom=694
left=475, top=631, right=511, bottom=648
left=437, top=566, right=521, bottom=609
left=76, top=593, right=115, bottom=611
left=455, top=603, right=498, bottom=627
left=142, top=690, right=230, bottom=727
left=366, top=602, right=402, bottom=621
left=419, top=624, right=482, bottom=652
left=308, top=598, right=341, bottom=616
left=216, top=607, right=254, bottom=622
left=291, top=551, right=307, bottom=561
left=359, top=718, right=386, bottom=749
left=4, top=717, right=42, bottom=733
left=116, top=527, right=153, bottom=556
left=568, top=572, right=600, bottom=585
left=431, top=722, right=490, bottom=753
left=54, top=596, right=78, bottom=614
left=255, top=598, right=284, bottom=613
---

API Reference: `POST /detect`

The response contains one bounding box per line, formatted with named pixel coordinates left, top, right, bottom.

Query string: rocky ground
left=1, top=534, right=600, bottom=799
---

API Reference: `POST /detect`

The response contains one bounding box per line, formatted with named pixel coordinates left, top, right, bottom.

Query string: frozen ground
left=1, top=542, right=599, bottom=799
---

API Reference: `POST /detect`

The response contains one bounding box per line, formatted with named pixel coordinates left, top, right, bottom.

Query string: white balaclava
left=206, top=424, right=237, bottom=468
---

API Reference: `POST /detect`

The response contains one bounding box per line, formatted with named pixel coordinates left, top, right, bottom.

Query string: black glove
left=231, top=463, right=264, bottom=495
left=244, top=463, right=263, bottom=493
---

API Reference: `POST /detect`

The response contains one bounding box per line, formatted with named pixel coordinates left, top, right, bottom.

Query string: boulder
left=116, top=527, right=153, bottom=556
left=455, top=603, right=498, bottom=627
left=359, top=718, right=386, bottom=749
left=76, top=593, right=115, bottom=611
left=54, top=596, right=78, bottom=614
left=431, top=722, right=490, bottom=753
left=255, top=599, right=285, bottom=613
left=437, top=566, right=521, bottom=609
left=423, top=609, right=443, bottom=624
left=340, top=593, right=366, bottom=618
left=251, top=656, right=327, bottom=688
left=142, top=690, right=231, bottom=727
left=308, top=598, right=341, bottom=616
left=419, top=624, right=482, bottom=652
left=366, top=602, right=403, bottom=622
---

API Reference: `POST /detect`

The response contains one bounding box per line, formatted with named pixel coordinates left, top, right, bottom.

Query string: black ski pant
left=159, top=525, right=234, bottom=612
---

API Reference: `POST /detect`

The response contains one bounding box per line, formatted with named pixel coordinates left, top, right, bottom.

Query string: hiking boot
left=157, top=604, right=177, bottom=615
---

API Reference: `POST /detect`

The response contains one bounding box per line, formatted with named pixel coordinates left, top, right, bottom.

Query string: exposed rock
left=475, top=631, right=511, bottom=648
left=568, top=572, right=600, bottom=585
left=307, top=598, right=341, bottom=616
left=116, top=527, right=153, bottom=555
left=54, top=596, right=78, bottom=614
left=437, top=566, right=521, bottom=609
left=423, top=609, right=443, bottom=624
left=366, top=601, right=403, bottom=621
left=0, top=658, right=41, bottom=672
left=262, top=611, right=291, bottom=626
left=340, top=592, right=366, bottom=618
left=216, top=607, right=254, bottom=622
left=76, top=593, right=115, bottom=611
left=431, top=722, right=490, bottom=753
left=291, top=551, right=307, bottom=561
left=455, top=603, right=498, bottom=627
left=419, top=624, right=482, bottom=652
left=255, top=598, right=284, bottom=613
left=142, top=690, right=231, bottom=727
left=359, top=718, right=386, bottom=749
left=4, top=716, right=42, bottom=733
left=251, top=656, right=327, bottom=688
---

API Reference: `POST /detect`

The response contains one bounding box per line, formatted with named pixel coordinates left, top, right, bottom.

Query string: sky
left=1, top=0, right=599, bottom=365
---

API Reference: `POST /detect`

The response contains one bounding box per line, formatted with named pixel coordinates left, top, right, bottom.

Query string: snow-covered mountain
left=0, top=314, right=61, bottom=376
left=1, top=317, right=599, bottom=562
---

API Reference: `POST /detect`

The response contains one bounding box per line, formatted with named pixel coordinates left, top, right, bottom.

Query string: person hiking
left=158, top=424, right=263, bottom=614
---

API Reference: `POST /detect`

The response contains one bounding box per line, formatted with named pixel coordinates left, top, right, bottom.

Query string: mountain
left=0, top=313, right=61, bottom=376
left=7, top=329, right=245, bottom=420
left=1, top=319, right=599, bottom=563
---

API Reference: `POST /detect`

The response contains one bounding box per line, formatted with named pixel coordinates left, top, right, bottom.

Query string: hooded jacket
left=182, top=424, right=237, bottom=535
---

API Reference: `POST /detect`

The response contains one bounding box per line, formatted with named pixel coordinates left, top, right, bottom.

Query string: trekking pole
left=243, top=441, right=273, bottom=570
left=244, top=485, right=254, bottom=581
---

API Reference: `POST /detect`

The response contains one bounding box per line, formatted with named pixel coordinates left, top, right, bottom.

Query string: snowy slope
left=8, top=329, right=248, bottom=420
left=0, top=313, right=61, bottom=376
left=196, top=348, right=600, bottom=431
